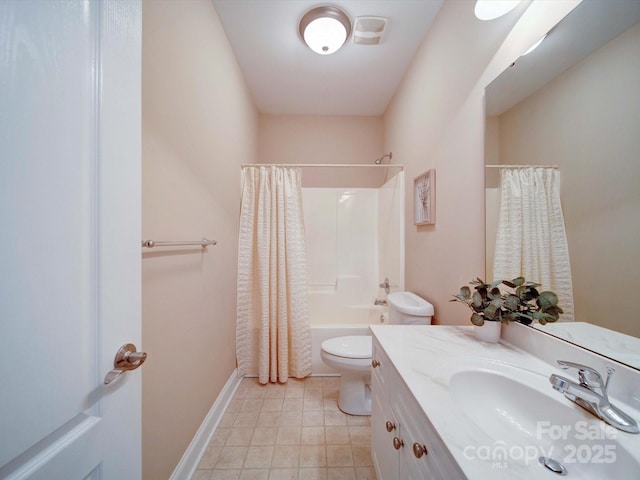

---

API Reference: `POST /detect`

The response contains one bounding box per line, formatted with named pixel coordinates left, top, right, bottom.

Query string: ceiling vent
left=352, top=16, right=387, bottom=45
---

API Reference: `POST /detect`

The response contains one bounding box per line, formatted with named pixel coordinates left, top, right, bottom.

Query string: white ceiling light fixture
left=474, top=0, right=521, bottom=21
left=299, top=6, right=352, bottom=55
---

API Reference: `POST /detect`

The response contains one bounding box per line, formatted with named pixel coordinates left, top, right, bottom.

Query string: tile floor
left=191, top=376, right=376, bottom=480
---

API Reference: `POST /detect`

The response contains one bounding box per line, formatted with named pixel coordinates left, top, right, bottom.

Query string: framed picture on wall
left=414, top=169, right=435, bottom=225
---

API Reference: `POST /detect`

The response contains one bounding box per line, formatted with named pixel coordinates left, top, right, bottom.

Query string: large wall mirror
left=484, top=1, right=640, bottom=370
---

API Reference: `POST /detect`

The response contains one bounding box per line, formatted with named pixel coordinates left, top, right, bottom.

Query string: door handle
left=104, top=343, right=147, bottom=385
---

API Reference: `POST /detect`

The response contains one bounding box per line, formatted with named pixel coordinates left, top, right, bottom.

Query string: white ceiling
left=211, top=0, right=444, bottom=116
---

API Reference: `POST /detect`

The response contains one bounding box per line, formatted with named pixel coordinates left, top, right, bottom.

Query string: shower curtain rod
left=241, top=163, right=404, bottom=169
left=485, top=164, right=559, bottom=169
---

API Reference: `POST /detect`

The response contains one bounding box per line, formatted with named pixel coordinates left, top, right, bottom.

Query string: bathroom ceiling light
left=299, top=6, right=351, bottom=55
left=474, top=0, right=520, bottom=21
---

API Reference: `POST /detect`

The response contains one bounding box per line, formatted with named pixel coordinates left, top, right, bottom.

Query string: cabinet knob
left=371, top=359, right=380, bottom=368
left=392, top=437, right=404, bottom=450
left=385, top=421, right=396, bottom=432
left=413, top=443, right=428, bottom=459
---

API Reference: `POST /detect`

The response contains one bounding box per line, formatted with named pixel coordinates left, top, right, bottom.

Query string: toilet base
left=337, top=371, right=371, bottom=416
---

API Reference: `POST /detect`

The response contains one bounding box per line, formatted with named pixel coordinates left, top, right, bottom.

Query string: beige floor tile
left=322, top=398, right=340, bottom=411
left=268, top=468, right=298, bottom=480
left=226, top=399, right=242, bottom=414
left=244, top=387, right=268, bottom=399
left=271, top=445, right=300, bottom=468
left=234, top=412, right=259, bottom=428
left=251, top=427, right=277, bottom=445
left=211, top=428, right=231, bottom=446
left=326, top=467, right=357, bottom=480
left=284, top=386, right=305, bottom=399
left=299, top=445, right=327, bottom=467
left=324, top=426, right=350, bottom=445
left=216, top=446, right=248, bottom=469
left=239, top=470, right=269, bottom=480
left=298, top=468, right=328, bottom=480
left=243, top=446, right=274, bottom=468
left=354, top=466, right=376, bottom=480
left=347, top=426, right=370, bottom=444
left=198, top=446, right=223, bottom=469
left=345, top=416, right=369, bottom=426
left=275, top=426, right=301, bottom=445
left=220, top=412, right=238, bottom=428
left=350, top=445, right=372, bottom=467
left=278, top=410, right=303, bottom=426
left=261, top=398, right=284, bottom=412
left=241, top=398, right=264, bottom=413
left=226, top=428, right=255, bottom=446
left=192, top=469, right=212, bottom=480
left=211, top=470, right=241, bottom=480
left=326, top=446, right=353, bottom=467
left=324, top=411, right=347, bottom=426
left=264, top=385, right=287, bottom=399
left=282, top=398, right=304, bottom=411
left=303, top=397, right=325, bottom=411
left=302, top=410, right=325, bottom=427
left=195, top=377, right=375, bottom=480
left=301, top=426, right=325, bottom=445
left=321, top=377, right=340, bottom=388
left=303, top=377, right=325, bottom=387
left=257, top=411, right=281, bottom=427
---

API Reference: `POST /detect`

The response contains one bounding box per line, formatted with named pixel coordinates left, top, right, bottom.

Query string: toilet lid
left=321, top=336, right=372, bottom=359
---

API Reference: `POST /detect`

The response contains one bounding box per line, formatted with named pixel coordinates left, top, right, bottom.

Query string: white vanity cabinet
left=371, top=336, right=466, bottom=480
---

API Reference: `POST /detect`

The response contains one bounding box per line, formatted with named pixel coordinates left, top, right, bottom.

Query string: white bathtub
left=310, top=305, right=387, bottom=375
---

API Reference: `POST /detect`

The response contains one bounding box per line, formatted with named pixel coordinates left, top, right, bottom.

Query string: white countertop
left=370, top=324, right=640, bottom=480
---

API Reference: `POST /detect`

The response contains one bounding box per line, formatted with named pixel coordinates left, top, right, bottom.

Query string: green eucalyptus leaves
left=451, top=277, right=563, bottom=326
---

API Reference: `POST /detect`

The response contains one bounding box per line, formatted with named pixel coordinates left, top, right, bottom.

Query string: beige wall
left=383, top=0, right=579, bottom=324
left=258, top=114, right=385, bottom=187
left=141, top=0, right=258, bottom=479
left=495, top=21, right=640, bottom=337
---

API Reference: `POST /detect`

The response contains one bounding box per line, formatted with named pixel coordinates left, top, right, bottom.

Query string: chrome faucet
left=549, top=360, right=639, bottom=434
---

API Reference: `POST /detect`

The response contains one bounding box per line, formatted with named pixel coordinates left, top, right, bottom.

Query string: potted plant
left=451, top=277, right=563, bottom=342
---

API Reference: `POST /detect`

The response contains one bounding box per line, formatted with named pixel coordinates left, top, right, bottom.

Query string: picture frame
left=414, top=169, right=435, bottom=225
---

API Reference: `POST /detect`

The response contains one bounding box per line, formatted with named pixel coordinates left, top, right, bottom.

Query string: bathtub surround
left=237, top=166, right=312, bottom=383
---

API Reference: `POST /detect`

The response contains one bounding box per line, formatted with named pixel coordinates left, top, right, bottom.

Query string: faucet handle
left=556, top=361, right=612, bottom=392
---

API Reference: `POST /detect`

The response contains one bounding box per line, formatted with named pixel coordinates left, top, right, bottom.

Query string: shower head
left=374, top=152, right=393, bottom=165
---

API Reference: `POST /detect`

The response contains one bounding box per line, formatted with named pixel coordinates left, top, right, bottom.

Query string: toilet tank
left=387, top=292, right=434, bottom=325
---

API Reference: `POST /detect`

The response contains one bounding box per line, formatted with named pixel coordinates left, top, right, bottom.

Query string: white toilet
left=320, top=291, right=434, bottom=415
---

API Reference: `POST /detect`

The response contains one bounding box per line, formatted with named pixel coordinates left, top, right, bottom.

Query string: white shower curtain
left=493, top=167, right=575, bottom=322
left=236, top=166, right=312, bottom=383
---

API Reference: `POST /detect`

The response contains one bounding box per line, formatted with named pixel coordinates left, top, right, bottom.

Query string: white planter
left=474, top=321, right=502, bottom=343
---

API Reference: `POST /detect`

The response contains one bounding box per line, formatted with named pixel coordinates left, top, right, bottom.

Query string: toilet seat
left=321, top=335, right=371, bottom=359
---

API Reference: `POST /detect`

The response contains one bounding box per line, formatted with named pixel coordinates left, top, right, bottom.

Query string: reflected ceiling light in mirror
left=299, top=6, right=352, bottom=55
left=474, top=0, right=521, bottom=21
left=522, top=34, right=548, bottom=56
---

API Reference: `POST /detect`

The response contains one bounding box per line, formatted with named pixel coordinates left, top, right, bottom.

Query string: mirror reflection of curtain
left=493, top=167, right=575, bottom=322
left=236, top=166, right=312, bottom=383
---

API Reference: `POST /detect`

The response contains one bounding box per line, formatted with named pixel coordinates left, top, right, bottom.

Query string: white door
left=0, top=1, right=142, bottom=479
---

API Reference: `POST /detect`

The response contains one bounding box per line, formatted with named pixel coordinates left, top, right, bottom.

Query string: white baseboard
left=169, top=369, right=242, bottom=480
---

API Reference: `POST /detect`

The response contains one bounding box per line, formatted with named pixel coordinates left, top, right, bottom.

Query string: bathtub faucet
left=379, top=277, right=397, bottom=295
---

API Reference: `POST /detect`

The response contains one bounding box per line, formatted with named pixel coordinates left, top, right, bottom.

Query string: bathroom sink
left=446, top=360, right=640, bottom=477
